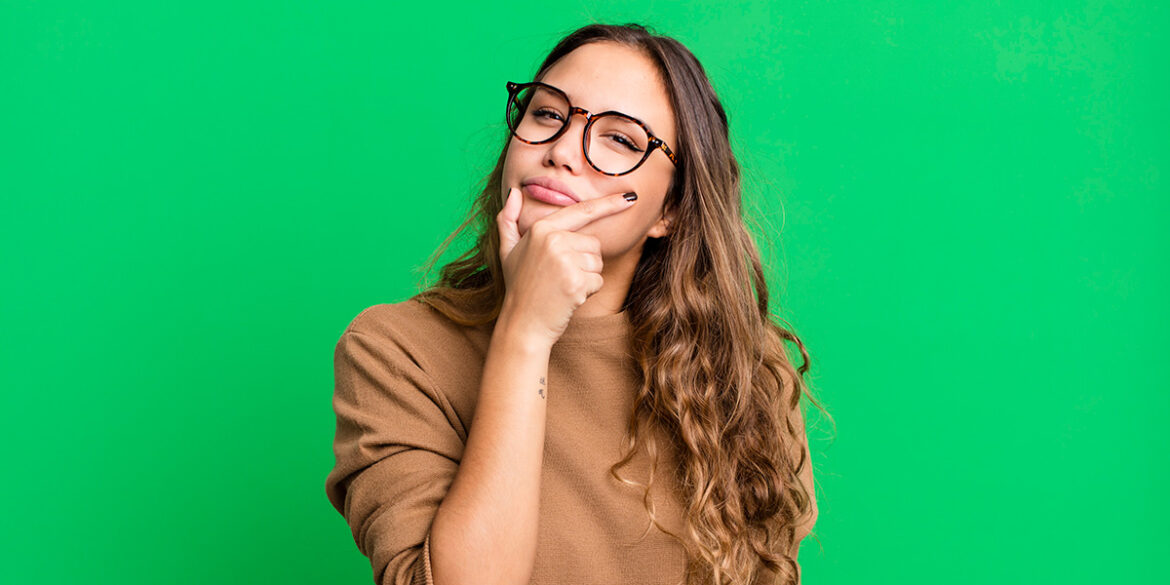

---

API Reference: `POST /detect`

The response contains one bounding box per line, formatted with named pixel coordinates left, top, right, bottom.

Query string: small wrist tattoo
left=538, top=376, right=546, bottom=399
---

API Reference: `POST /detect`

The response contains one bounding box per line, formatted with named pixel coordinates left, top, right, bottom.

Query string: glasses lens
left=587, top=114, right=651, bottom=175
left=507, top=85, right=568, bottom=143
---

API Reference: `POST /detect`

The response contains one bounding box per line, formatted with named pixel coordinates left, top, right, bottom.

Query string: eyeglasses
left=505, top=80, right=678, bottom=177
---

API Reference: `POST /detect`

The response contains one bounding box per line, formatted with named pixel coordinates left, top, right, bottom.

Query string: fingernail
left=623, top=192, right=638, bottom=202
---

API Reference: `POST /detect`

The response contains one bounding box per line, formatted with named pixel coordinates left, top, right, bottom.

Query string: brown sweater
left=325, top=298, right=818, bottom=585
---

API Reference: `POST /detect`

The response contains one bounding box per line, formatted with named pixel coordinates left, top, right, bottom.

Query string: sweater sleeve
left=325, top=323, right=462, bottom=585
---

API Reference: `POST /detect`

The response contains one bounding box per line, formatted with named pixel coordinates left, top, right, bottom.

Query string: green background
left=2, top=1, right=1166, bottom=583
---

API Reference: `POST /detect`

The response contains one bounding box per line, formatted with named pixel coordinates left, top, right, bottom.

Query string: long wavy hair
left=413, top=23, right=832, bottom=585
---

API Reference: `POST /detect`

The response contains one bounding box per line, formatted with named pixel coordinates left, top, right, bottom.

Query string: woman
left=326, top=22, right=827, bottom=585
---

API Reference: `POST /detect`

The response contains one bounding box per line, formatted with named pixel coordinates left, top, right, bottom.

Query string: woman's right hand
left=495, top=186, right=638, bottom=347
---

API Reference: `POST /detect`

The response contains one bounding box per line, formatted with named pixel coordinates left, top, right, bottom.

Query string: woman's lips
left=522, top=183, right=577, bottom=206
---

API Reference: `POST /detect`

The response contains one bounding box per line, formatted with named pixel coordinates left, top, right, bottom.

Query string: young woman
left=326, top=23, right=827, bottom=585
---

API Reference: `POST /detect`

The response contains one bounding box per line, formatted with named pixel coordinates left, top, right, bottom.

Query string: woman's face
left=501, top=41, right=677, bottom=261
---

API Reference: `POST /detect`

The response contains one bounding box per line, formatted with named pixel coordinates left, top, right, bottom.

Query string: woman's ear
left=647, top=208, right=675, bottom=239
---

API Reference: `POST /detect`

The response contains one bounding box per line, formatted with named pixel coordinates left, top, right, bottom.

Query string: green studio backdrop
left=1, top=1, right=1166, bottom=583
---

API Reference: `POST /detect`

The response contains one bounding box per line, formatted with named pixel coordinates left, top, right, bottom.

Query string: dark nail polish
left=623, top=192, right=638, bottom=201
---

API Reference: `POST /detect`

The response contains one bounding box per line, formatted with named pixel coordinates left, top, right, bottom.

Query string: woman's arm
left=427, top=188, right=638, bottom=585
left=427, top=304, right=554, bottom=585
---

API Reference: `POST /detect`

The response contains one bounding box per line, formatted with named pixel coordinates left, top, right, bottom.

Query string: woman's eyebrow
left=596, top=101, right=659, bottom=135
left=607, top=106, right=661, bottom=140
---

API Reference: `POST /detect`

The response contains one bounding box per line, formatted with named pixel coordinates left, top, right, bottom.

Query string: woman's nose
left=544, top=113, right=589, bottom=172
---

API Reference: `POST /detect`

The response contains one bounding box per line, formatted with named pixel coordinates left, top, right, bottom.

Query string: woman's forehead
left=539, top=42, right=676, bottom=141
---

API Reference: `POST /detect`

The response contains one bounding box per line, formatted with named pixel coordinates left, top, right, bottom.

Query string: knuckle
left=564, top=274, right=583, bottom=294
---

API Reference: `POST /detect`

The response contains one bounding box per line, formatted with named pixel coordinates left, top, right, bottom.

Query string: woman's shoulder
left=339, top=297, right=493, bottom=358
left=343, top=298, right=432, bottom=334
left=334, top=298, right=493, bottom=411
left=343, top=297, right=477, bottom=337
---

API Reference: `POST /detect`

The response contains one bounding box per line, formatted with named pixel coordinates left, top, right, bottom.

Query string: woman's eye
left=533, top=108, right=564, bottom=122
left=606, top=133, right=643, bottom=153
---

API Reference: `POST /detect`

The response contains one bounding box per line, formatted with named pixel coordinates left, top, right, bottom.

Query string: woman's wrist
left=494, top=300, right=556, bottom=354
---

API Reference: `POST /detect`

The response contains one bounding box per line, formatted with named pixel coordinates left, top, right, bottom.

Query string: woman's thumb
left=497, top=187, right=522, bottom=259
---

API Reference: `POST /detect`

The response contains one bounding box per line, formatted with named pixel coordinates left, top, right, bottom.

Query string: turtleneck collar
left=555, top=308, right=632, bottom=345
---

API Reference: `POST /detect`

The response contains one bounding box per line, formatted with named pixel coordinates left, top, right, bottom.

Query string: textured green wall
left=2, top=1, right=1165, bottom=583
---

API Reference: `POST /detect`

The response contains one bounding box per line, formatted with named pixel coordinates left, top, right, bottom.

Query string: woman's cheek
left=580, top=217, right=627, bottom=252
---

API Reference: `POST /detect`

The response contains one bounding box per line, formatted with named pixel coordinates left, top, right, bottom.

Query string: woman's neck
left=573, top=243, right=642, bottom=318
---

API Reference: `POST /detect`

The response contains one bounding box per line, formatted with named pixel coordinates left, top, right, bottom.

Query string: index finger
left=535, top=191, right=639, bottom=233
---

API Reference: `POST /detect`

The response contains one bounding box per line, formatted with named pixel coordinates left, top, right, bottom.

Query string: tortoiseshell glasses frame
left=505, top=80, right=678, bottom=177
